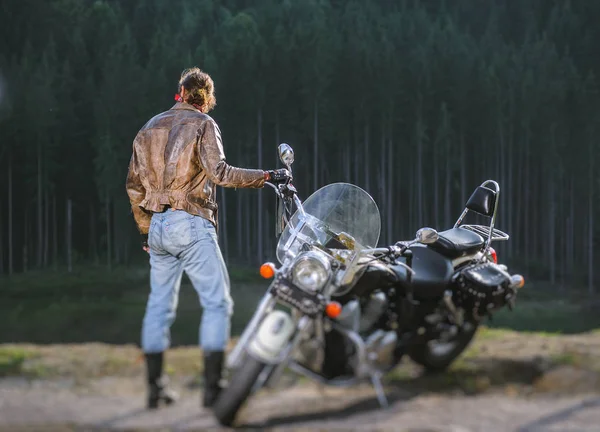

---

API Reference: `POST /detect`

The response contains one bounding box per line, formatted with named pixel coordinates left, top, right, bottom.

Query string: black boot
left=145, top=352, right=178, bottom=409
left=203, top=351, right=225, bottom=408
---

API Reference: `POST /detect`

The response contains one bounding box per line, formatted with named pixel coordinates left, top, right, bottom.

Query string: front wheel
left=213, top=355, right=267, bottom=427
left=408, top=321, right=479, bottom=372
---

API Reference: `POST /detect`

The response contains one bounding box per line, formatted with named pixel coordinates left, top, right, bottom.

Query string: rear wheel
left=408, top=321, right=479, bottom=372
left=213, top=355, right=267, bottom=427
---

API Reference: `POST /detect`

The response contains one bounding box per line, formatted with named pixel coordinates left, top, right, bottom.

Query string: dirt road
left=2, top=329, right=600, bottom=431
left=1, top=376, right=600, bottom=431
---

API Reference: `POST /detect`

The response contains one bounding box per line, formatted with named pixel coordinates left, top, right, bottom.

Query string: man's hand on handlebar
left=265, top=169, right=292, bottom=185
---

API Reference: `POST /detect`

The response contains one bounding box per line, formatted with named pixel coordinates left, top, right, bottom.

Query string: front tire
left=213, top=355, right=267, bottom=427
left=408, top=321, right=479, bottom=372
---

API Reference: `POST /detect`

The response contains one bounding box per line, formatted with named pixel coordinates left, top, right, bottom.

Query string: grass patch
left=476, top=326, right=516, bottom=340
left=1, top=267, right=599, bottom=346
left=485, top=295, right=600, bottom=334
left=0, top=347, right=31, bottom=376
left=548, top=351, right=595, bottom=369
left=0, top=346, right=54, bottom=378
left=0, top=343, right=211, bottom=379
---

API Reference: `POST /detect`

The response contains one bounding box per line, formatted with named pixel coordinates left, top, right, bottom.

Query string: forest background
left=1, top=0, right=600, bottom=344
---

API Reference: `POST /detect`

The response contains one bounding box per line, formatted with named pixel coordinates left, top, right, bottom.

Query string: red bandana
left=174, top=94, right=202, bottom=111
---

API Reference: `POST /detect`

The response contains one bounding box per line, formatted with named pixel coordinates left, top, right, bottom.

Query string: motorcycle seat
left=428, top=227, right=484, bottom=259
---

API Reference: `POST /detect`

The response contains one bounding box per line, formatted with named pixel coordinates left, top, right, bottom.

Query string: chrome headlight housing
left=291, top=251, right=331, bottom=292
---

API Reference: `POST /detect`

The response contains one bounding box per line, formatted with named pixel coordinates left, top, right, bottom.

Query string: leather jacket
left=126, top=102, right=265, bottom=234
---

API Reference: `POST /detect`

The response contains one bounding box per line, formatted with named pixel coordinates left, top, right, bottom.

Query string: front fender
left=248, top=310, right=296, bottom=363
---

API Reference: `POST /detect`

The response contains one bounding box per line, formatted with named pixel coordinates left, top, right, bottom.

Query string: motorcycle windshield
left=276, top=183, right=381, bottom=264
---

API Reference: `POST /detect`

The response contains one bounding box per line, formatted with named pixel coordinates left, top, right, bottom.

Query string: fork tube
left=227, top=292, right=275, bottom=368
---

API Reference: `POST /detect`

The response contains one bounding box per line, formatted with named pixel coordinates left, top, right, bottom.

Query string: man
left=126, top=67, right=290, bottom=409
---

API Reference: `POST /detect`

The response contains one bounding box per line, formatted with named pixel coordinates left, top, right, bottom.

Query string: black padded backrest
left=465, top=186, right=497, bottom=217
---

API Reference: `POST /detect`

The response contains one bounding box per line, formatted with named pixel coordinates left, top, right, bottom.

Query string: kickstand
left=370, top=372, right=389, bottom=408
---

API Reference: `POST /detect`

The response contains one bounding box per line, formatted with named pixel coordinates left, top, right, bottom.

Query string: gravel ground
left=1, top=376, right=600, bottom=432
left=2, top=331, right=600, bottom=431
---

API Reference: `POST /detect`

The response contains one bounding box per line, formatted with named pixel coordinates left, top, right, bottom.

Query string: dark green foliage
left=0, top=0, right=599, bottom=289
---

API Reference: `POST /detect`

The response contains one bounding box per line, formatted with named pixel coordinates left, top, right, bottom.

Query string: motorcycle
left=213, top=143, right=525, bottom=426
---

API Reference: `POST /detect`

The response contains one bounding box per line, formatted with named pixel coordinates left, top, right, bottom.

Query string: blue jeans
left=141, top=209, right=233, bottom=353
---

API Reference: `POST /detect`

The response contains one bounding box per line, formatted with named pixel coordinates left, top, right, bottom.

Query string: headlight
left=291, top=251, right=331, bottom=292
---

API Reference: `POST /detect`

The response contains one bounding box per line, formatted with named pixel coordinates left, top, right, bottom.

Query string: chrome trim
left=443, top=290, right=463, bottom=326
left=461, top=224, right=509, bottom=241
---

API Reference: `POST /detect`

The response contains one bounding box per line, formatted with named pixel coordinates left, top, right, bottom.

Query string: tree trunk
left=507, top=125, right=514, bottom=258
left=459, top=129, right=466, bottom=207
left=44, top=187, right=49, bottom=267
left=275, top=113, right=280, bottom=146
left=548, top=180, right=556, bottom=285
left=244, top=194, right=251, bottom=261
left=409, top=165, right=415, bottom=232
left=313, top=99, right=319, bottom=190
left=364, top=122, right=370, bottom=192
left=379, top=118, right=386, bottom=241
left=498, top=107, right=507, bottom=253
left=444, top=137, right=451, bottom=228
left=105, top=191, right=111, bottom=270
left=37, top=142, right=43, bottom=268
left=379, top=119, right=385, bottom=207
left=236, top=191, right=243, bottom=260
left=523, top=144, right=531, bottom=267
left=67, top=198, right=73, bottom=273
left=433, top=144, right=440, bottom=228
left=8, top=157, right=13, bottom=276
left=0, top=212, right=4, bottom=274
left=343, top=145, right=350, bottom=181
left=386, top=134, right=393, bottom=244
left=113, top=200, right=120, bottom=265
left=589, top=136, right=595, bottom=294
left=89, top=201, right=97, bottom=264
left=567, top=176, right=574, bottom=285
left=23, top=208, right=28, bottom=273
left=53, top=194, right=58, bottom=270
left=514, top=139, right=523, bottom=257
left=531, top=168, right=539, bottom=260
left=257, top=108, right=264, bottom=263
left=416, top=102, right=424, bottom=227
left=353, top=122, right=360, bottom=185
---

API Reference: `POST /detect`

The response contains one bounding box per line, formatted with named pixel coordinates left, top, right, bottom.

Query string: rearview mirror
left=416, top=227, right=439, bottom=244
left=278, top=143, right=295, bottom=167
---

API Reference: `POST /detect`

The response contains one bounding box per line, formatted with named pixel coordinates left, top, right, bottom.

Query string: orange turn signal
left=325, top=301, right=342, bottom=319
left=510, top=274, right=525, bottom=289
left=259, top=262, right=276, bottom=279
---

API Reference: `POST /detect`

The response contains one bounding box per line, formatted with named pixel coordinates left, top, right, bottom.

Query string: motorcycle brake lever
left=361, top=246, right=398, bottom=264
left=278, top=183, right=297, bottom=198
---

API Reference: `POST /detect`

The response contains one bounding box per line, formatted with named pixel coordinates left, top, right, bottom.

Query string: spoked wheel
left=408, top=321, right=479, bottom=372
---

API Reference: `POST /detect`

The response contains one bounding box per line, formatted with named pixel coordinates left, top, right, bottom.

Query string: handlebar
left=361, top=246, right=401, bottom=256
left=362, top=240, right=414, bottom=258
